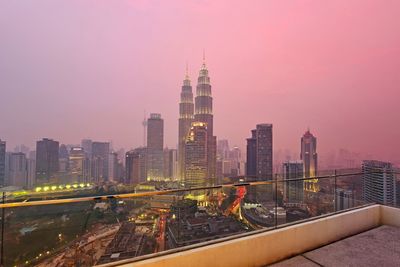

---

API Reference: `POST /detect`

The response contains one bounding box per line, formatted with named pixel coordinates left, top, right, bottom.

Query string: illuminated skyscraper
left=35, top=138, right=59, bottom=185
left=0, top=139, right=5, bottom=187
left=185, top=122, right=208, bottom=189
left=178, top=68, right=194, bottom=181
left=300, top=129, right=318, bottom=192
left=194, top=56, right=217, bottom=184
left=147, top=113, right=164, bottom=180
left=69, top=147, right=88, bottom=183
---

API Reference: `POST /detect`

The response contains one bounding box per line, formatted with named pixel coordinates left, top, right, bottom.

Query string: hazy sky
left=1, top=0, right=399, bottom=161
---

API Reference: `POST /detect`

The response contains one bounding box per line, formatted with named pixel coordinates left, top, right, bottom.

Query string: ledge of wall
left=380, top=205, right=400, bottom=227
left=109, top=205, right=382, bottom=267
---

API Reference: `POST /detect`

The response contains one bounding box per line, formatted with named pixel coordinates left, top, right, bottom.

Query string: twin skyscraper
left=178, top=57, right=217, bottom=189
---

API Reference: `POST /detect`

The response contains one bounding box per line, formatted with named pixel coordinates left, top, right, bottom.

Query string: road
left=155, top=213, right=167, bottom=252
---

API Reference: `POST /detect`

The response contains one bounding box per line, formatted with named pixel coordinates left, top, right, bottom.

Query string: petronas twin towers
left=178, top=58, right=216, bottom=188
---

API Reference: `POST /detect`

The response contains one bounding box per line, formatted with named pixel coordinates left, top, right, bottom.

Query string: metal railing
left=0, top=169, right=398, bottom=267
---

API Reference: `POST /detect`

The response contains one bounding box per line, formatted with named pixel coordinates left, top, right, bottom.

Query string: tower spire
left=201, top=49, right=207, bottom=71
left=183, top=62, right=190, bottom=86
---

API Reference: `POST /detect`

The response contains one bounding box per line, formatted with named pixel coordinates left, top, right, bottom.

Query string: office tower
left=59, top=144, right=69, bottom=173
left=91, top=142, right=110, bottom=182
left=59, top=144, right=69, bottom=159
left=246, top=124, right=273, bottom=180
left=178, top=69, right=194, bottom=181
left=217, top=139, right=230, bottom=182
left=362, top=160, right=396, bottom=205
left=246, top=130, right=257, bottom=178
left=335, top=189, right=355, bottom=211
left=283, top=161, right=304, bottom=203
left=217, top=140, right=230, bottom=160
left=194, top=57, right=217, bottom=184
left=9, top=152, right=28, bottom=187
left=217, top=140, right=242, bottom=177
left=35, top=138, right=59, bottom=185
left=116, top=161, right=125, bottom=183
left=125, top=148, right=147, bottom=185
left=185, top=122, right=208, bottom=189
left=0, top=139, right=5, bottom=187
left=81, top=139, right=93, bottom=157
left=27, top=157, right=36, bottom=189
left=164, top=148, right=177, bottom=180
left=13, top=144, right=29, bottom=155
left=69, top=147, right=87, bottom=183
left=147, top=113, right=164, bottom=181
left=300, top=129, right=318, bottom=192
left=246, top=124, right=273, bottom=202
left=4, top=152, right=11, bottom=186
left=108, top=152, right=118, bottom=182
left=229, top=146, right=242, bottom=176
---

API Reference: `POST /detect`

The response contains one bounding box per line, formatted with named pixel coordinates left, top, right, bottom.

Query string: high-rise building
left=335, top=189, right=355, bottom=211
left=246, top=130, right=257, bottom=178
left=0, top=139, right=5, bottom=187
left=229, top=146, right=242, bottom=176
left=59, top=144, right=69, bottom=173
left=362, top=160, right=396, bottom=206
left=164, top=148, right=177, bottom=180
left=125, top=148, right=147, bottom=185
left=35, top=138, right=59, bottom=185
left=27, top=157, right=36, bottom=189
left=246, top=124, right=273, bottom=202
left=217, top=140, right=230, bottom=160
left=8, top=152, right=27, bottom=187
left=81, top=139, right=93, bottom=157
left=178, top=68, right=194, bottom=181
left=246, top=124, right=273, bottom=180
left=147, top=113, right=164, bottom=180
left=108, top=152, right=118, bottom=182
left=283, top=161, right=304, bottom=203
left=300, top=129, right=318, bottom=192
left=91, top=142, right=110, bottom=182
left=194, top=57, right=217, bottom=184
left=217, top=141, right=243, bottom=178
left=69, top=147, right=88, bottom=183
left=185, top=122, right=208, bottom=189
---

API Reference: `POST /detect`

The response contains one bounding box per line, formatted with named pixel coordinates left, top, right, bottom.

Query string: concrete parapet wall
left=106, top=205, right=388, bottom=267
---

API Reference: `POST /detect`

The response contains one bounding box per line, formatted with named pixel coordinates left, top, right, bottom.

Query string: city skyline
left=1, top=1, right=400, bottom=162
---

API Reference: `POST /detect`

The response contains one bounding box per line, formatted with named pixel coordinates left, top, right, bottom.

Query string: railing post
left=275, top=173, right=278, bottom=228
left=1, top=192, right=5, bottom=267
left=334, top=170, right=337, bottom=212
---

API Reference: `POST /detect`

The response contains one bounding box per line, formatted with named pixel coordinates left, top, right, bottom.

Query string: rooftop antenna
left=185, top=61, right=189, bottom=79
left=142, top=110, right=147, bottom=147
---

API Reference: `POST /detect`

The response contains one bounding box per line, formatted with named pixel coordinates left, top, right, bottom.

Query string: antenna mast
left=142, top=110, right=147, bottom=146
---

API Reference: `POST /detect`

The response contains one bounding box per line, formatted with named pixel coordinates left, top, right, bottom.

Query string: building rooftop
left=271, top=225, right=400, bottom=267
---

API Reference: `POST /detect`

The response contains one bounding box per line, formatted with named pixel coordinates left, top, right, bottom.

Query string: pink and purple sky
left=0, top=0, right=399, bottom=162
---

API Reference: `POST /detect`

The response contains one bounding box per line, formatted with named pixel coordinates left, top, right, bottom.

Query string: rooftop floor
left=270, top=225, right=400, bottom=267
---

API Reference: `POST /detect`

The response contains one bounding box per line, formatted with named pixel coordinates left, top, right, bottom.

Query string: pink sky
left=0, top=0, right=399, bottom=161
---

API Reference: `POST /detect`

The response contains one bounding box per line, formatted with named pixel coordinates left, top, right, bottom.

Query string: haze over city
left=1, top=0, right=399, bottom=162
